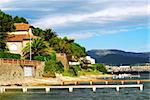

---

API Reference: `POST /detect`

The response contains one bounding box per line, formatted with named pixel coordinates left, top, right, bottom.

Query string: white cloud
left=61, top=32, right=95, bottom=39
left=59, top=26, right=145, bottom=40
left=1, top=7, right=54, bottom=11
left=33, top=5, right=148, bottom=28
left=0, top=0, right=17, bottom=9
left=0, top=0, right=12, bottom=4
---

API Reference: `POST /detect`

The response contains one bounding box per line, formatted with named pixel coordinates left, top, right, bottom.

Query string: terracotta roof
left=14, top=23, right=31, bottom=31
left=7, top=34, right=37, bottom=42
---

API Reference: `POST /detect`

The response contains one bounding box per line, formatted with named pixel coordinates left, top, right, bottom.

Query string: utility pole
left=29, top=28, right=32, bottom=61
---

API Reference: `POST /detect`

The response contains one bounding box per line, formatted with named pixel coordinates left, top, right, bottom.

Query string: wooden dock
left=0, top=84, right=143, bottom=93
left=62, top=79, right=150, bottom=85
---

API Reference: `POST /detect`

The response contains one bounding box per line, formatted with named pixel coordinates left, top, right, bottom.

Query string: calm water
left=0, top=73, right=150, bottom=100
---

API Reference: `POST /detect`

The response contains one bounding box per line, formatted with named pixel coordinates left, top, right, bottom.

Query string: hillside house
left=6, top=23, right=37, bottom=55
left=81, top=56, right=95, bottom=64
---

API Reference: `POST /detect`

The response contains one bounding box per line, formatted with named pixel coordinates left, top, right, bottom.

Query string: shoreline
left=0, top=74, right=113, bottom=86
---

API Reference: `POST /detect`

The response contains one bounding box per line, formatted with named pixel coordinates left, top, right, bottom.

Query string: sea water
left=0, top=73, right=149, bottom=100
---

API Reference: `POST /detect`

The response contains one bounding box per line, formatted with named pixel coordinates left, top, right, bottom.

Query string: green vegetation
left=32, top=27, right=87, bottom=58
left=0, top=32, right=8, bottom=52
left=43, top=60, right=64, bottom=77
left=22, top=38, right=50, bottom=59
left=62, top=64, right=107, bottom=77
left=0, top=52, right=21, bottom=59
left=79, top=70, right=100, bottom=76
left=63, top=65, right=81, bottom=77
left=92, top=64, right=107, bottom=74
left=13, top=16, right=28, bottom=23
left=0, top=10, right=14, bottom=52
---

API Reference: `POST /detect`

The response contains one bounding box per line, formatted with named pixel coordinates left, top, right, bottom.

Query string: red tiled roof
left=7, top=34, right=37, bottom=42
left=14, top=23, right=31, bottom=31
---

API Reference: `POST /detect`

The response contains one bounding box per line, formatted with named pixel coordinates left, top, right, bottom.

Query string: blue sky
left=0, top=0, right=149, bottom=52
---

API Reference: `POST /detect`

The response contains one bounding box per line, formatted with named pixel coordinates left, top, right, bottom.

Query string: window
left=24, top=66, right=33, bottom=76
left=10, top=43, right=18, bottom=51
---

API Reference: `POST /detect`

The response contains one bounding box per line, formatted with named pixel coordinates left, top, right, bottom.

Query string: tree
left=0, top=32, right=8, bottom=52
left=22, top=38, right=50, bottom=59
left=48, top=36, right=86, bottom=58
left=32, top=27, right=44, bottom=36
left=0, top=10, right=15, bottom=52
left=13, top=16, right=28, bottom=23
left=42, top=29, right=57, bottom=41
left=93, top=64, right=107, bottom=73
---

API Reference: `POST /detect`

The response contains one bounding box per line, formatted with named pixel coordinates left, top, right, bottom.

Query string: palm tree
left=42, top=29, right=57, bottom=41
left=22, top=38, right=50, bottom=59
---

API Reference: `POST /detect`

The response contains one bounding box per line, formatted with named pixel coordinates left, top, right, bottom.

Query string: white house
left=84, top=56, right=95, bottom=64
left=69, top=61, right=80, bottom=65
left=6, top=23, right=37, bottom=55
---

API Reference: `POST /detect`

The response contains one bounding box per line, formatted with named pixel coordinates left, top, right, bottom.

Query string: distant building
left=6, top=23, right=37, bottom=55
left=69, top=61, right=80, bottom=65
left=84, top=56, right=95, bottom=64
left=119, top=66, right=130, bottom=68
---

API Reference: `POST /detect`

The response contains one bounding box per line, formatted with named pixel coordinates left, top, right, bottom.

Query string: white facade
left=119, top=66, right=130, bottom=68
left=69, top=61, right=80, bottom=65
left=85, top=56, right=95, bottom=64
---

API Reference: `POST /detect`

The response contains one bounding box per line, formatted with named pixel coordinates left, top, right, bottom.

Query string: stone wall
left=56, top=53, right=69, bottom=69
left=0, top=63, right=24, bottom=81
left=0, top=59, right=45, bottom=82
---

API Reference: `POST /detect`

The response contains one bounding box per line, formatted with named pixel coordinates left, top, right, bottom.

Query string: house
left=6, top=23, right=37, bottom=55
left=68, top=56, right=80, bottom=66
left=69, top=61, right=80, bottom=66
left=83, top=56, right=95, bottom=64
left=68, top=56, right=96, bottom=66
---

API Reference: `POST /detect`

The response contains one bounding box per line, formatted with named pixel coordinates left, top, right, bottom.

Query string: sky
left=0, top=0, right=149, bottom=52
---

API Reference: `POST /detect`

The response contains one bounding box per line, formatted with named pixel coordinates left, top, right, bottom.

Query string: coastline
left=0, top=74, right=113, bottom=86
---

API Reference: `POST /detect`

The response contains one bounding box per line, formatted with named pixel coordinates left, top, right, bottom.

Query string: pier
left=0, top=84, right=143, bottom=93
left=62, top=79, right=150, bottom=85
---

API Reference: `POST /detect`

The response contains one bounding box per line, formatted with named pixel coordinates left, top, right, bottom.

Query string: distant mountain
left=87, top=49, right=150, bottom=65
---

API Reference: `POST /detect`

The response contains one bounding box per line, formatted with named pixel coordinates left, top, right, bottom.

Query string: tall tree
left=13, top=16, right=28, bottom=23
left=22, top=38, right=50, bottom=59
left=0, top=32, right=8, bottom=52
left=32, top=27, right=44, bottom=36
left=0, top=10, right=15, bottom=52
left=42, top=29, right=57, bottom=41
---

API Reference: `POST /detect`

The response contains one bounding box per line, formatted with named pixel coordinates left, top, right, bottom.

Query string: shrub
left=63, top=65, right=81, bottom=77
left=43, top=71, right=56, bottom=78
left=93, top=63, right=107, bottom=73
left=55, top=61, right=64, bottom=73
left=34, top=55, right=51, bottom=61
left=0, top=52, right=21, bottom=59
left=51, top=51, right=56, bottom=61
left=43, top=60, right=64, bottom=78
